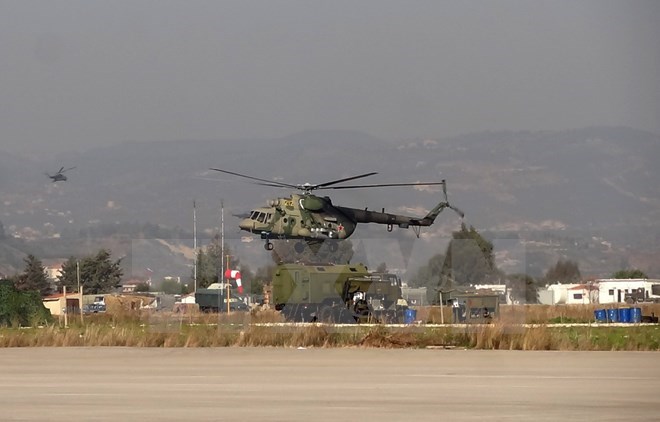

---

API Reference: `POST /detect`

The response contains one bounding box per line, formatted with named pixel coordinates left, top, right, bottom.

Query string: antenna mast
left=193, top=200, right=197, bottom=293
left=221, top=199, right=225, bottom=288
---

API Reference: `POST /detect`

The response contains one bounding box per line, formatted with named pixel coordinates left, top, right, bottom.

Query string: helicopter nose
left=238, top=219, right=254, bottom=232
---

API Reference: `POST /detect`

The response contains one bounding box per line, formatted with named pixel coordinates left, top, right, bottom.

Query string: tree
left=409, top=253, right=446, bottom=288
left=441, top=224, right=499, bottom=286
left=13, top=255, right=51, bottom=297
left=612, top=269, right=648, bottom=279
left=507, top=274, right=538, bottom=304
left=544, top=259, right=581, bottom=284
left=194, top=234, right=240, bottom=289
left=57, top=250, right=123, bottom=294
left=0, top=279, right=52, bottom=327
left=159, top=278, right=181, bottom=294
left=135, top=282, right=150, bottom=293
left=195, top=249, right=216, bottom=289
left=408, top=253, right=446, bottom=304
left=252, top=264, right=275, bottom=296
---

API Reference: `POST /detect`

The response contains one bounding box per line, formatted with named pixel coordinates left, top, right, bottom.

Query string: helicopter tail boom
left=337, top=193, right=463, bottom=230
left=338, top=205, right=446, bottom=228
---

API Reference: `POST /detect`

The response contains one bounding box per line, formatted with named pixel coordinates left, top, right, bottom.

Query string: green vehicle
left=195, top=288, right=249, bottom=313
left=271, top=263, right=407, bottom=323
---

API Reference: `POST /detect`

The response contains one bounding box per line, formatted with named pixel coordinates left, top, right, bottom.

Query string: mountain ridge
left=1, top=126, right=658, bottom=278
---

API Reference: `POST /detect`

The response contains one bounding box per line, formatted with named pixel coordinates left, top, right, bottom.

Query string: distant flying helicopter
left=45, top=166, right=76, bottom=182
left=209, top=168, right=464, bottom=251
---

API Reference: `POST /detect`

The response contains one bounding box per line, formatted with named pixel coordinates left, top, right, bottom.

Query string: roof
left=568, top=284, right=598, bottom=291
left=43, top=292, right=82, bottom=301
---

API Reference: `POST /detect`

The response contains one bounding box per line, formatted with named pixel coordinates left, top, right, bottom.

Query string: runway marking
left=40, top=393, right=120, bottom=397
left=409, top=374, right=655, bottom=381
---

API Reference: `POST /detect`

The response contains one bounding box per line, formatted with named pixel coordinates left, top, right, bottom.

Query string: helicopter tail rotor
left=448, top=204, right=465, bottom=219
left=441, top=180, right=464, bottom=218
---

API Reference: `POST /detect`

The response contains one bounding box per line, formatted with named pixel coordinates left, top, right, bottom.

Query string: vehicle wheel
left=318, top=306, right=335, bottom=323
left=337, top=308, right=355, bottom=324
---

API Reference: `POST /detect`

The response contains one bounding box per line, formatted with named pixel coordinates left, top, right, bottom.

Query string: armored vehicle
left=271, top=263, right=407, bottom=323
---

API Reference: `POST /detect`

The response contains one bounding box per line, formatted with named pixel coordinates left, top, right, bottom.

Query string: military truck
left=195, top=287, right=249, bottom=313
left=271, top=262, right=407, bottom=323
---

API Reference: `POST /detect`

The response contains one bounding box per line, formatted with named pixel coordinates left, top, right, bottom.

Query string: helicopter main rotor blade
left=58, top=167, right=64, bottom=173
left=63, top=167, right=76, bottom=172
left=209, top=168, right=299, bottom=189
left=253, top=182, right=297, bottom=188
left=315, top=172, right=378, bottom=188
left=323, top=181, right=446, bottom=190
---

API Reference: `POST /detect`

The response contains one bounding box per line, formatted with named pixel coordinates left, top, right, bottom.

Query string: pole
left=227, top=282, right=231, bottom=314
left=193, top=200, right=197, bottom=293
left=63, top=286, right=68, bottom=328
left=440, top=294, right=445, bottom=324
left=220, top=199, right=224, bottom=289
left=80, top=285, right=84, bottom=324
left=76, top=260, right=82, bottom=322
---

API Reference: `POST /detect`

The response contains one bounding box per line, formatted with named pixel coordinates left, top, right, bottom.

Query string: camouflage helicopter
left=210, top=168, right=464, bottom=251
left=45, top=166, right=76, bottom=182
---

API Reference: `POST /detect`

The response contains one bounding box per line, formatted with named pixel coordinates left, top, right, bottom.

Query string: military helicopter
left=45, top=166, right=76, bottom=182
left=210, top=168, right=464, bottom=251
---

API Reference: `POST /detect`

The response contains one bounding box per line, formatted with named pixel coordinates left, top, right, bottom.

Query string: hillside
left=1, top=127, right=658, bottom=279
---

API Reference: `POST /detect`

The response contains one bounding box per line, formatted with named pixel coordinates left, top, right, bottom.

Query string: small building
left=452, top=292, right=499, bottom=323
left=595, top=279, right=660, bottom=304
left=401, top=287, right=428, bottom=306
left=539, top=283, right=582, bottom=305
left=473, top=284, right=511, bottom=304
left=42, top=292, right=82, bottom=316
left=565, top=284, right=597, bottom=304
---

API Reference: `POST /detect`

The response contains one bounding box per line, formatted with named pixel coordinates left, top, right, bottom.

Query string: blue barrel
left=618, top=308, right=632, bottom=323
left=594, top=309, right=607, bottom=323
left=631, top=307, right=642, bottom=323
left=404, top=308, right=417, bottom=324
left=607, top=308, right=618, bottom=323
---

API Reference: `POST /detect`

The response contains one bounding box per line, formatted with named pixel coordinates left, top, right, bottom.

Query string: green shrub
left=0, top=280, right=52, bottom=327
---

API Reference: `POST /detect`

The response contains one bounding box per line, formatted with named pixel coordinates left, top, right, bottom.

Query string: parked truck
left=195, top=286, right=249, bottom=313
left=271, top=262, right=407, bottom=323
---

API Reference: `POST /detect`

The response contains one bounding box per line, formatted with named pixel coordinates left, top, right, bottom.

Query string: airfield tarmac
left=0, top=348, right=658, bottom=421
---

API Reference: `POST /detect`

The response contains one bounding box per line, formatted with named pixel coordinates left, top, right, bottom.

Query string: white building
left=540, top=283, right=580, bottom=305
left=539, top=283, right=597, bottom=305
left=565, top=284, right=597, bottom=304
left=595, top=279, right=660, bottom=304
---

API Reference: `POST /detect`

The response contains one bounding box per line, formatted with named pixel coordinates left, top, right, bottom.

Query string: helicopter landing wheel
left=264, top=241, right=274, bottom=251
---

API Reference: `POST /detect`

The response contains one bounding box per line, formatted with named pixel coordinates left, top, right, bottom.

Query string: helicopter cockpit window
left=265, top=213, right=273, bottom=223
left=257, top=212, right=266, bottom=223
left=250, top=211, right=259, bottom=220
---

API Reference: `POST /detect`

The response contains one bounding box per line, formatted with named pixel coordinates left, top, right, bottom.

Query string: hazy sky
left=1, top=1, right=658, bottom=154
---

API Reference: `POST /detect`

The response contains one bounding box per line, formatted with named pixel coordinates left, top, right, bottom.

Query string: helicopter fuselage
left=239, top=194, right=356, bottom=241
left=49, top=174, right=67, bottom=182
left=237, top=191, right=451, bottom=244
left=210, top=167, right=462, bottom=250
